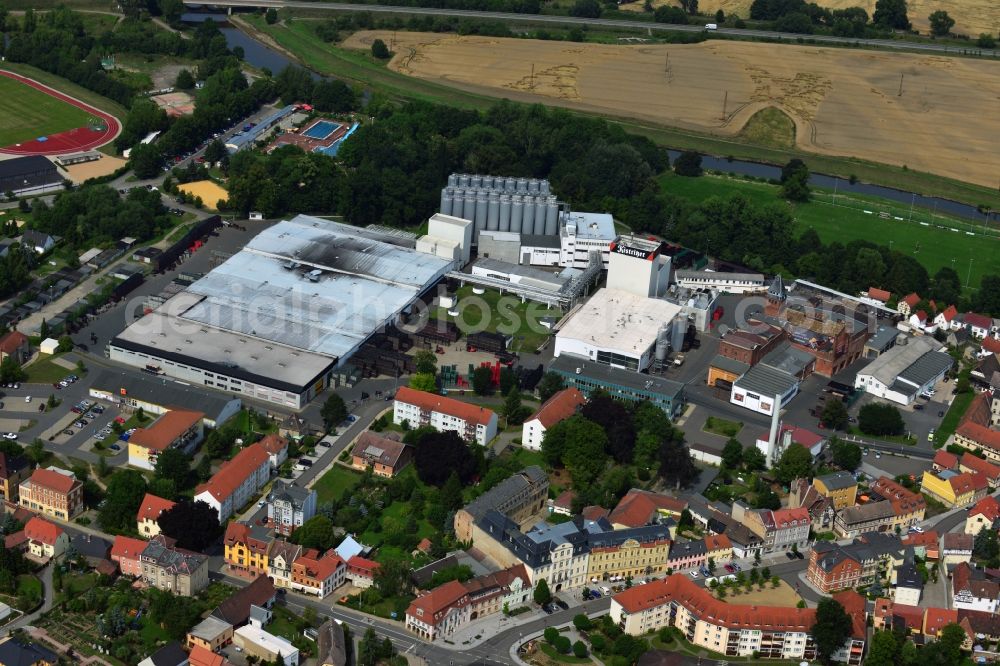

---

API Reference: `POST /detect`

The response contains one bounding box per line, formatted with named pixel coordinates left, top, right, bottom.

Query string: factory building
left=109, top=216, right=452, bottom=410
left=553, top=288, right=684, bottom=372
left=416, top=213, right=473, bottom=266
left=606, top=237, right=672, bottom=298
left=854, top=336, right=953, bottom=405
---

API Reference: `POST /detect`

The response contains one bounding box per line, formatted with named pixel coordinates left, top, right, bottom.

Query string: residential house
left=549, top=490, right=576, bottom=517
left=18, top=467, right=83, bottom=520
left=867, top=287, right=891, bottom=305
left=872, top=598, right=925, bottom=634
left=349, top=432, right=412, bottom=478
left=258, top=434, right=289, bottom=470
left=136, top=493, right=176, bottom=538
left=20, top=230, right=56, bottom=254
left=0, top=331, right=30, bottom=365
left=187, top=616, right=235, bottom=653
left=965, top=312, right=993, bottom=339
left=608, top=489, right=686, bottom=529
left=112, top=535, right=148, bottom=577
left=334, top=534, right=371, bottom=562
left=951, top=562, right=999, bottom=613
left=224, top=522, right=271, bottom=578
left=137, top=642, right=189, bottom=666
left=830, top=590, right=868, bottom=666
left=812, top=471, right=859, bottom=510
left=0, top=452, right=29, bottom=503
left=266, top=481, right=317, bottom=536
left=127, top=409, right=204, bottom=471
left=959, top=452, right=1000, bottom=488
left=920, top=469, right=988, bottom=508
left=932, top=449, right=959, bottom=472
left=586, top=524, right=674, bottom=582
left=942, top=533, right=974, bottom=565
left=923, top=608, right=961, bottom=642
left=70, top=533, right=112, bottom=568
left=934, top=305, right=960, bottom=330
left=834, top=501, right=895, bottom=539
left=454, top=466, right=548, bottom=543
left=188, top=645, right=230, bottom=666
left=316, top=619, right=348, bottom=666
left=24, top=516, right=68, bottom=560
left=869, top=476, right=926, bottom=529
left=787, top=479, right=836, bottom=533
left=901, top=530, right=940, bottom=560
left=233, top=625, right=299, bottom=666
left=0, top=638, right=58, bottom=666
left=891, top=561, right=923, bottom=606
left=212, top=575, right=277, bottom=628
left=735, top=504, right=809, bottom=553
left=393, top=386, right=498, bottom=446
left=266, top=540, right=302, bottom=590
left=958, top=609, right=1000, bottom=645
left=291, top=549, right=346, bottom=598
left=194, top=443, right=271, bottom=523
left=898, top=293, right=920, bottom=317
left=345, top=556, right=379, bottom=589
left=521, top=388, right=586, bottom=451
left=807, top=534, right=904, bottom=593
left=140, top=534, right=210, bottom=596
left=965, top=495, right=1000, bottom=535
left=954, top=392, right=1000, bottom=462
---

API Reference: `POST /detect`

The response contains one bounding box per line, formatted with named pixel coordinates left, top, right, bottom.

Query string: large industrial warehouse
left=109, top=215, right=453, bottom=409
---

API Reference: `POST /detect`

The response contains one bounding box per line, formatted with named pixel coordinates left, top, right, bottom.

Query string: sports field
left=178, top=180, right=229, bottom=211
left=661, top=172, right=1000, bottom=290
left=0, top=75, right=91, bottom=146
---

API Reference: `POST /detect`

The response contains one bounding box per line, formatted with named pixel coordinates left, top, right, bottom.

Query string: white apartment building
left=393, top=387, right=498, bottom=445
left=674, top=270, right=766, bottom=294
left=194, top=442, right=271, bottom=523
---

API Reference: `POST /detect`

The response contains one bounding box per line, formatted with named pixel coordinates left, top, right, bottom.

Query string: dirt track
left=344, top=32, right=1000, bottom=187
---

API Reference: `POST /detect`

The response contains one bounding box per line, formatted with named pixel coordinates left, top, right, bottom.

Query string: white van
left=705, top=23, right=718, bottom=30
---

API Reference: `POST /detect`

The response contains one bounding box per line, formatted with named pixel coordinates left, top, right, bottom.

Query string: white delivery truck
left=705, top=23, right=718, bottom=29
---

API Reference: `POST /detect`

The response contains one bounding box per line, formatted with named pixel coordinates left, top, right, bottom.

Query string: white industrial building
left=470, top=258, right=575, bottom=294
left=416, top=213, right=473, bottom=266
left=606, top=237, right=672, bottom=298
left=558, top=211, right=616, bottom=269
left=731, top=365, right=800, bottom=416
left=109, top=216, right=452, bottom=410
left=674, top=270, right=766, bottom=294
left=554, top=288, right=683, bottom=372
left=854, top=336, right=953, bottom=405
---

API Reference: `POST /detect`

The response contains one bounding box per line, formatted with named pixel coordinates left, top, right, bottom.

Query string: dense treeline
left=0, top=245, right=35, bottom=300
left=225, top=146, right=342, bottom=217
left=749, top=0, right=908, bottom=35
left=371, top=0, right=540, bottom=14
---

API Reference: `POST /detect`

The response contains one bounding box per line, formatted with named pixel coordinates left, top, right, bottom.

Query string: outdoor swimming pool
left=302, top=120, right=340, bottom=140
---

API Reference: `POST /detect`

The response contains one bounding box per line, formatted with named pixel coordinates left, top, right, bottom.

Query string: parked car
left=555, top=600, right=569, bottom=610
left=109, top=444, right=121, bottom=451
left=1, top=433, right=17, bottom=440
left=63, top=429, right=75, bottom=436
left=689, top=571, right=699, bottom=579
left=724, top=564, right=735, bottom=573
left=785, top=552, right=796, bottom=560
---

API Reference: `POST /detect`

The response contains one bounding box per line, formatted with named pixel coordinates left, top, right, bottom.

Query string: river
left=185, top=12, right=993, bottom=224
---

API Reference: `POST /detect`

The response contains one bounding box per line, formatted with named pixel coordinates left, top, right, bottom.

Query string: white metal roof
left=561, top=211, right=615, bottom=240
left=556, top=288, right=683, bottom=355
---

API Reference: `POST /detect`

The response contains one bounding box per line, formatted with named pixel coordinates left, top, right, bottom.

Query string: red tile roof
left=755, top=424, right=824, bottom=449
left=969, top=495, right=1000, bottom=522
left=704, top=534, right=732, bottom=552
left=294, top=548, right=344, bottom=582
left=25, top=468, right=79, bottom=495
left=196, top=443, right=269, bottom=502
left=347, top=555, right=379, bottom=578
left=868, top=287, right=891, bottom=303
left=965, top=313, right=993, bottom=330
left=527, top=388, right=586, bottom=429
left=4, top=530, right=26, bottom=550
left=582, top=505, right=610, bottom=521
left=406, top=579, right=469, bottom=621
left=609, top=489, right=687, bottom=528
left=258, top=433, right=289, bottom=456
left=914, top=310, right=928, bottom=323
left=613, top=574, right=815, bottom=631
left=874, top=598, right=924, bottom=630
left=933, top=450, right=958, bottom=470
left=943, top=532, right=974, bottom=551
left=0, top=331, right=27, bottom=355
left=960, top=453, right=1000, bottom=482
left=111, top=535, right=149, bottom=561
left=394, top=387, right=496, bottom=426
left=24, top=517, right=63, bottom=547
left=224, top=522, right=269, bottom=554
left=902, top=293, right=921, bottom=307
left=939, top=305, right=958, bottom=322
left=136, top=493, right=176, bottom=524
left=189, top=645, right=227, bottom=666
left=902, top=530, right=940, bottom=549
left=129, top=409, right=204, bottom=452
left=924, top=608, right=959, bottom=637
left=948, top=471, right=988, bottom=495
left=832, top=590, right=867, bottom=640
left=983, top=337, right=1000, bottom=354
left=956, top=391, right=1000, bottom=453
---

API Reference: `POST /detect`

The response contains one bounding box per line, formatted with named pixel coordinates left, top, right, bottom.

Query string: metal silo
left=458, top=174, right=470, bottom=188
left=510, top=195, right=524, bottom=233
left=499, top=195, right=512, bottom=232
left=440, top=189, right=452, bottom=216
left=471, top=174, right=482, bottom=189
left=540, top=180, right=551, bottom=195
left=544, top=199, right=559, bottom=236
left=487, top=193, right=500, bottom=231
left=522, top=196, right=535, bottom=234
left=528, top=179, right=539, bottom=195
left=671, top=316, right=686, bottom=350
left=484, top=175, right=496, bottom=190
left=531, top=197, right=546, bottom=235
left=517, top=177, right=528, bottom=193
left=462, top=193, right=475, bottom=224
left=448, top=174, right=458, bottom=188
left=655, top=324, right=670, bottom=363
left=475, top=195, right=488, bottom=232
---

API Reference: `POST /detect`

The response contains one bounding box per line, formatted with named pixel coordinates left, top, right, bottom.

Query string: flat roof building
left=549, top=353, right=685, bottom=417
left=0, top=155, right=64, bottom=196
left=855, top=336, right=953, bottom=405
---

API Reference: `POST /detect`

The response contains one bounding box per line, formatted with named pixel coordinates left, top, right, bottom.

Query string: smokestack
left=766, top=394, right=782, bottom=469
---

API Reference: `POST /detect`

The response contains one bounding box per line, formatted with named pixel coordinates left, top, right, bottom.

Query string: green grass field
left=660, top=172, right=1000, bottom=291
left=435, top=285, right=561, bottom=352
left=0, top=76, right=92, bottom=147
left=312, top=464, right=364, bottom=504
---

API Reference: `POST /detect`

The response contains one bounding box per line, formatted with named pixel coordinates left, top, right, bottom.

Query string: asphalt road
left=188, top=0, right=1000, bottom=57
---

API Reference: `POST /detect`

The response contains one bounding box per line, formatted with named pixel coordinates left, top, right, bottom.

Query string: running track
left=0, top=70, right=121, bottom=156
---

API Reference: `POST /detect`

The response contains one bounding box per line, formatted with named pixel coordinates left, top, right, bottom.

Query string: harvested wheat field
left=622, top=0, right=1000, bottom=38
left=345, top=31, right=1000, bottom=187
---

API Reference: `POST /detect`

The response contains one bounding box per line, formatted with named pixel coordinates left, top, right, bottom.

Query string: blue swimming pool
left=302, top=120, right=339, bottom=140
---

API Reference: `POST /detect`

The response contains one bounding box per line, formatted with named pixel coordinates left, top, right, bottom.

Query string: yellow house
left=704, top=534, right=733, bottom=564
left=920, top=470, right=988, bottom=508
left=586, top=527, right=672, bottom=582
left=812, top=471, right=858, bottom=510
left=127, top=410, right=204, bottom=471
left=224, top=522, right=271, bottom=578
left=24, top=516, right=68, bottom=560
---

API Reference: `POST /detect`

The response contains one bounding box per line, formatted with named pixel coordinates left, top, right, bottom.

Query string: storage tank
left=510, top=195, right=524, bottom=233
left=475, top=195, right=488, bottom=232
left=670, top=317, right=686, bottom=350
left=544, top=200, right=559, bottom=236
left=458, top=174, right=470, bottom=188
left=655, top=324, right=670, bottom=362
left=491, top=176, right=503, bottom=191
left=484, top=175, right=496, bottom=190
left=522, top=196, right=536, bottom=234
left=540, top=180, right=551, bottom=195
left=528, top=179, right=540, bottom=195
left=471, top=174, right=483, bottom=189
left=462, top=193, right=475, bottom=224
left=531, top=198, right=546, bottom=235
left=487, top=193, right=500, bottom=231
left=440, top=189, right=452, bottom=216
left=517, top=177, right=528, bottom=193
left=499, top=195, right=511, bottom=232
left=447, top=174, right=458, bottom=188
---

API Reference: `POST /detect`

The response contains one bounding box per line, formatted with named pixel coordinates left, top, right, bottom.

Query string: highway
left=186, top=0, right=999, bottom=56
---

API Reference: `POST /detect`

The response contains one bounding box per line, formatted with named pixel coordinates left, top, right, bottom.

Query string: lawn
left=311, top=464, right=363, bottom=504
left=23, top=353, right=75, bottom=384
left=0, top=75, right=92, bottom=147
left=702, top=417, right=743, bottom=438
left=537, top=642, right=593, bottom=664
left=937, top=390, right=976, bottom=448
left=660, top=172, right=1000, bottom=292
left=737, top=107, right=795, bottom=150
left=16, top=575, right=41, bottom=600
left=435, top=285, right=562, bottom=352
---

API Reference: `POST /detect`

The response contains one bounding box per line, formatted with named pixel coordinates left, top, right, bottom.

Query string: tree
left=715, top=8, right=725, bottom=22
left=265, top=7, right=278, bottom=24
left=654, top=5, right=689, bottom=23
left=573, top=641, right=588, bottom=658
left=774, top=444, right=813, bottom=484
left=471, top=366, right=494, bottom=395
left=203, top=139, right=227, bottom=165
left=573, top=614, right=593, bottom=631
left=928, top=10, right=954, bottom=36
left=673, top=150, right=703, bottom=177
left=780, top=158, right=810, bottom=201
left=413, top=350, right=438, bottom=375
left=409, top=373, right=437, bottom=392
left=537, top=372, right=566, bottom=403
left=0, top=357, right=26, bottom=384
left=321, top=393, right=348, bottom=431
left=721, top=438, right=743, bottom=469
left=56, top=336, right=73, bottom=353
left=658, top=427, right=700, bottom=489
left=130, top=142, right=163, bottom=180
left=196, top=456, right=211, bottom=482
left=865, top=630, right=899, bottom=666
left=175, top=69, right=195, bottom=89
left=741, top=446, right=767, bottom=472
left=502, top=387, right=525, bottom=426
left=412, top=430, right=479, bottom=485
left=293, top=515, right=335, bottom=550
left=498, top=366, right=517, bottom=396
left=812, top=598, right=853, bottom=664
left=371, top=38, right=390, bottom=59
left=156, top=500, right=222, bottom=551
left=154, top=449, right=190, bottom=489
left=541, top=415, right=608, bottom=486
left=98, top=470, right=147, bottom=532
left=830, top=437, right=862, bottom=471
left=973, top=526, right=1000, bottom=567
left=534, top=578, right=552, bottom=605
left=873, top=0, right=910, bottom=30
left=977, top=33, right=997, bottom=49
left=439, top=471, right=464, bottom=511
left=821, top=398, right=848, bottom=430
left=858, top=403, right=905, bottom=436
left=582, top=395, right=636, bottom=463
left=569, top=0, right=601, bottom=18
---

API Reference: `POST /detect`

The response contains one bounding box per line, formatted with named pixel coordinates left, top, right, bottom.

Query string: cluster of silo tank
left=439, top=173, right=560, bottom=238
